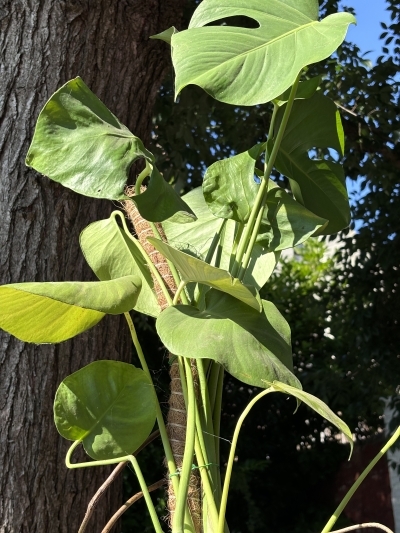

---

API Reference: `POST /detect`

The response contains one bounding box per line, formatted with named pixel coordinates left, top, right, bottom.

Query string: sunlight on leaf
left=170, top=0, right=356, bottom=105
left=26, top=77, right=153, bottom=200
left=80, top=214, right=160, bottom=317
left=0, top=276, right=141, bottom=343
left=157, top=290, right=300, bottom=389
left=54, top=360, right=157, bottom=460
left=148, top=237, right=262, bottom=311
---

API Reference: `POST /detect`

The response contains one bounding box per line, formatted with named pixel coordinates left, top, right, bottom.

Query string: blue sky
left=340, top=0, right=393, bottom=63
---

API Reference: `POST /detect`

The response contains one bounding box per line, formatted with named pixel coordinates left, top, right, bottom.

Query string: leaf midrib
left=80, top=379, right=133, bottom=441
left=7, top=277, right=136, bottom=314
left=188, top=20, right=319, bottom=85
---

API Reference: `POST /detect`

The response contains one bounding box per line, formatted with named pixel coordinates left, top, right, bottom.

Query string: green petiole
left=66, top=441, right=163, bottom=533
left=321, top=425, right=400, bottom=533
left=218, top=387, right=274, bottom=533
left=232, top=71, right=302, bottom=280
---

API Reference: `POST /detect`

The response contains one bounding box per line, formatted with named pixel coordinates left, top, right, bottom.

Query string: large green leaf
left=269, top=381, right=354, bottom=456
left=162, top=186, right=278, bottom=290
left=0, top=276, right=141, bottom=343
left=162, top=186, right=227, bottom=259
left=26, top=77, right=153, bottom=200
left=148, top=237, right=261, bottom=311
left=257, top=181, right=328, bottom=250
left=168, top=0, right=355, bottom=105
left=26, top=77, right=195, bottom=222
left=203, top=144, right=264, bottom=223
left=203, top=147, right=327, bottom=250
left=54, top=360, right=157, bottom=460
left=274, top=92, right=350, bottom=234
left=80, top=214, right=160, bottom=317
left=132, top=166, right=196, bottom=223
left=157, top=290, right=300, bottom=389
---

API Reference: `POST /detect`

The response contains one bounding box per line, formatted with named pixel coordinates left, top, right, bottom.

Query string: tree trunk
left=0, top=1, right=185, bottom=531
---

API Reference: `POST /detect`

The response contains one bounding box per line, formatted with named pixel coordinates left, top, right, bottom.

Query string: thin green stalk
left=218, top=387, right=274, bottom=533
left=212, top=365, right=224, bottom=508
left=173, top=281, right=188, bottom=305
left=173, top=358, right=197, bottom=533
left=214, top=219, right=227, bottom=269
left=196, top=360, right=218, bottom=479
left=198, top=360, right=216, bottom=437
left=130, top=455, right=164, bottom=533
left=174, top=357, right=197, bottom=533
left=112, top=211, right=173, bottom=306
left=231, top=72, right=302, bottom=278
left=195, top=402, right=211, bottom=470
left=194, top=433, right=220, bottom=532
left=265, top=103, right=279, bottom=165
left=135, top=160, right=152, bottom=195
left=229, top=222, right=245, bottom=274
left=195, top=219, right=227, bottom=307
left=232, top=223, right=244, bottom=258
left=321, top=425, right=400, bottom=533
left=206, top=219, right=227, bottom=266
left=183, top=369, right=220, bottom=531
left=237, top=205, right=265, bottom=281
left=178, top=357, right=214, bottom=476
left=66, top=442, right=163, bottom=533
left=208, top=362, right=221, bottom=415
left=212, top=366, right=224, bottom=463
left=124, top=313, right=179, bottom=497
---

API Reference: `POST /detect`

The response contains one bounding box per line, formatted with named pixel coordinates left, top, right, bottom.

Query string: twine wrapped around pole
left=123, top=188, right=201, bottom=532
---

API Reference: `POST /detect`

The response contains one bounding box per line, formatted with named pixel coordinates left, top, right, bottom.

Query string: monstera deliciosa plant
left=2, top=1, right=399, bottom=532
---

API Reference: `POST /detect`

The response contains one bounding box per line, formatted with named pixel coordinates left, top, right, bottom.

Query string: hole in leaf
left=204, top=16, right=260, bottom=29
left=307, top=148, right=341, bottom=161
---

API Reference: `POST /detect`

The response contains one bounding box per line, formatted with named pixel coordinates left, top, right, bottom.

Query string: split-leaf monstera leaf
left=158, top=0, right=356, bottom=105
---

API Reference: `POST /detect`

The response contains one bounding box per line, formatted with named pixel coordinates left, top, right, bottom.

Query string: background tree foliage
left=121, top=0, right=399, bottom=531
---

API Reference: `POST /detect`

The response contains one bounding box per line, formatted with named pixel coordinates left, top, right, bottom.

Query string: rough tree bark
left=0, top=1, right=185, bottom=531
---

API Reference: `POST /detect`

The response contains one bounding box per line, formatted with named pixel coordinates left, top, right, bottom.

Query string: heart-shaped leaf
left=157, top=290, right=300, bottom=389
left=162, top=187, right=278, bottom=290
left=274, top=92, right=350, bottom=234
left=54, top=360, right=157, bottom=460
left=203, top=147, right=327, bottom=250
left=26, top=77, right=153, bottom=200
left=148, top=237, right=261, bottom=311
left=169, top=0, right=355, bottom=105
left=269, top=381, right=354, bottom=456
left=80, top=214, right=160, bottom=317
left=0, top=276, right=141, bottom=343
left=132, top=166, right=196, bottom=223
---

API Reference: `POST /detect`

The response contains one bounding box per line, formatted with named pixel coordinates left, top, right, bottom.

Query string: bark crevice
left=0, top=0, right=185, bottom=531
